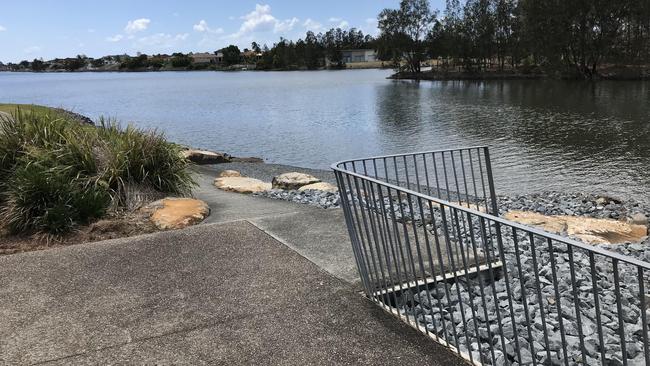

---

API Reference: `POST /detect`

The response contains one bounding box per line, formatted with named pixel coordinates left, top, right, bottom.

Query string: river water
left=1, top=70, right=649, bottom=202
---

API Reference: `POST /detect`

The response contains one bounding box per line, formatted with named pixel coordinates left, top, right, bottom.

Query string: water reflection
left=374, top=79, right=650, bottom=201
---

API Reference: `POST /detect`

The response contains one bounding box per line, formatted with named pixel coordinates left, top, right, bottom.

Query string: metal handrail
left=332, top=158, right=650, bottom=271
left=332, top=147, right=650, bottom=366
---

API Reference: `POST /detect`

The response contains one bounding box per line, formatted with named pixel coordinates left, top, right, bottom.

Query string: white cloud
left=193, top=20, right=224, bottom=34
left=239, top=4, right=276, bottom=34
left=303, top=18, right=323, bottom=32
left=124, top=18, right=151, bottom=34
left=0, top=25, right=6, bottom=32
left=106, top=34, right=124, bottom=42
left=135, top=33, right=188, bottom=49
left=225, top=4, right=299, bottom=42
left=274, top=17, right=299, bottom=33
left=328, top=17, right=349, bottom=29
left=24, top=46, right=41, bottom=54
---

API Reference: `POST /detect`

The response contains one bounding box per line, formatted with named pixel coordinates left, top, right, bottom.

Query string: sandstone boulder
left=272, top=172, right=321, bottom=190
left=214, top=177, right=271, bottom=194
left=144, top=198, right=210, bottom=230
left=504, top=210, right=648, bottom=245
left=218, top=170, right=242, bottom=178
left=298, top=182, right=338, bottom=193
left=182, top=149, right=232, bottom=165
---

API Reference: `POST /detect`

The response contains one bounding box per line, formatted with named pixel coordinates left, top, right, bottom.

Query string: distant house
left=191, top=52, right=218, bottom=64
left=215, top=52, right=224, bottom=64
left=241, top=50, right=263, bottom=62
left=341, top=49, right=377, bottom=63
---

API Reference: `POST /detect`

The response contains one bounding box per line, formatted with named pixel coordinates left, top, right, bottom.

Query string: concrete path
left=193, top=165, right=361, bottom=285
left=0, top=221, right=465, bottom=365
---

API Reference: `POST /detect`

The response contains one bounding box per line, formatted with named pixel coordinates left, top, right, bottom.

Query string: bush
left=0, top=108, right=195, bottom=235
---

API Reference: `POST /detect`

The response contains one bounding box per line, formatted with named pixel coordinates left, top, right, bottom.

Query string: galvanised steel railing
left=332, top=147, right=650, bottom=366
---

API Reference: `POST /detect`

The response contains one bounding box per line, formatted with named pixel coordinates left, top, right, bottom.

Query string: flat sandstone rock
left=218, top=170, right=242, bottom=178
left=145, top=198, right=210, bottom=230
left=214, top=177, right=272, bottom=194
left=272, top=172, right=321, bottom=190
left=298, top=182, right=338, bottom=192
left=182, top=149, right=231, bottom=165
left=504, top=210, right=648, bottom=245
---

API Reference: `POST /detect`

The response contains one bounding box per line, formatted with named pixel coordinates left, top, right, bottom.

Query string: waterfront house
left=341, top=49, right=377, bottom=63
left=241, top=50, right=263, bottom=62
left=191, top=52, right=219, bottom=65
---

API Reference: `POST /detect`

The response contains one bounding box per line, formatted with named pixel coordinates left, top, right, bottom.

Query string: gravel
left=255, top=189, right=341, bottom=209
left=397, top=228, right=650, bottom=365
left=382, top=193, right=650, bottom=366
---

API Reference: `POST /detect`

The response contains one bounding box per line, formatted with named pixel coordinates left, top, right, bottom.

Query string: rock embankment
left=211, top=169, right=341, bottom=208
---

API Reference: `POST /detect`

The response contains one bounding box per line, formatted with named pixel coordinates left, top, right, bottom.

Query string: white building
left=341, top=49, right=377, bottom=63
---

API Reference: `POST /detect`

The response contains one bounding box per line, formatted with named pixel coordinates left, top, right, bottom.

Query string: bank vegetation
left=0, top=106, right=194, bottom=235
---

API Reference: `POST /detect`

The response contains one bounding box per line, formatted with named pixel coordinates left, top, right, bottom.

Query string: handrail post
left=482, top=146, right=499, bottom=217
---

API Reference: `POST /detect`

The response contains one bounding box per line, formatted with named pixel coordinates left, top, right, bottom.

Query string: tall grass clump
left=0, top=108, right=195, bottom=235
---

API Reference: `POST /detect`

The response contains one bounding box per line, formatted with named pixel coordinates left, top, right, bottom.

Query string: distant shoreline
left=390, top=65, right=650, bottom=81
left=0, top=62, right=391, bottom=74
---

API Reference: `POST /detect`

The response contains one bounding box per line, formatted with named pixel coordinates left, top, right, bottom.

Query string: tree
left=64, top=55, right=87, bottom=71
left=251, top=42, right=262, bottom=53
left=31, top=58, right=46, bottom=71
left=120, top=54, right=147, bottom=70
left=323, top=28, right=345, bottom=68
left=378, top=0, right=437, bottom=73
left=220, top=45, right=241, bottom=66
left=171, top=53, right=191, bottom=68
left=90, top=58, right=105, bottom=68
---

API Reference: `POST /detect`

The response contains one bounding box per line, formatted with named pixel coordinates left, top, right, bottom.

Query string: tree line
left=2, top=27, right=377, bottom=72
left=255, top=28, right=375, bottom=70
left=379, top=0, right=650, bottom=78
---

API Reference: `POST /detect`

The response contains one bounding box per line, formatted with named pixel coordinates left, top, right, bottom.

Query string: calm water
left=1, top=70, right=649, bottom=202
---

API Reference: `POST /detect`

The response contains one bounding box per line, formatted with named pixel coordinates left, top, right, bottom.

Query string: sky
left=0, top=0, right=446, bottom=63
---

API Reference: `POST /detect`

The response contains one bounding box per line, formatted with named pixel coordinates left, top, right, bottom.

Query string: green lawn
left=0, top=103, right=57, bottom=115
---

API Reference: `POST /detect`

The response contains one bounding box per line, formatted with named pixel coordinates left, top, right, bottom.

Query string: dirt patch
left=0, top=211, right=158, bottom=256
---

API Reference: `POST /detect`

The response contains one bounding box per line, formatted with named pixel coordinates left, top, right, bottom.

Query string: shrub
left=0, top=108, right=195, bottom=235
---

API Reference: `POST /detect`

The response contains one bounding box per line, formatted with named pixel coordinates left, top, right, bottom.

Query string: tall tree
left=378, top=0, right=437, bottom=73
left=220, top=45, right=242, bottom=66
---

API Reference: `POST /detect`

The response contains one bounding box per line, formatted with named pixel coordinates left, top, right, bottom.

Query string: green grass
left=0, top=106, right=195, bottom=235
left=0, top=104, right=59, bottom=115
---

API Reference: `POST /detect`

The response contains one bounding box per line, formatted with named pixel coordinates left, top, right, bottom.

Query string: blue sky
left=0, top=0, right=446, bottom=63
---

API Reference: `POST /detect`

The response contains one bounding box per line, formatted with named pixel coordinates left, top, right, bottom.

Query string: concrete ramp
left=0, top=221, right=464, bottom=365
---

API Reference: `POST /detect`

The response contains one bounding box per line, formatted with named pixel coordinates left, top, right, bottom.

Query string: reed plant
left=0, top=107, right=195, bottom=235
